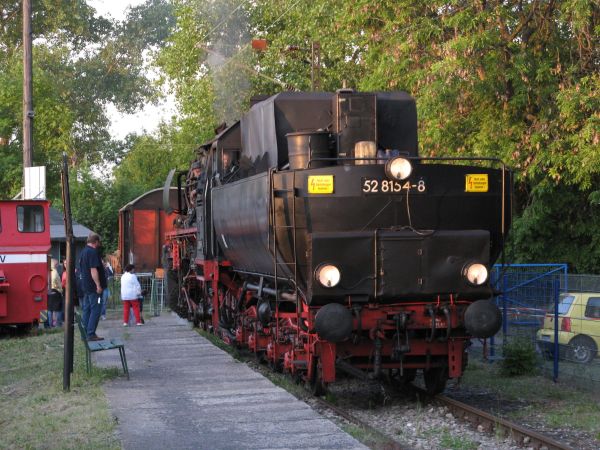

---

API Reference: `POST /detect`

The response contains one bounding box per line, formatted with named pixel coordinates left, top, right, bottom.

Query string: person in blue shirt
left=79, top=233, right=106, bottom=341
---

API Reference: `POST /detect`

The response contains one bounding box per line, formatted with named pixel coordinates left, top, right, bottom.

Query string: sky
left=88, top=0, right=177, bottom=140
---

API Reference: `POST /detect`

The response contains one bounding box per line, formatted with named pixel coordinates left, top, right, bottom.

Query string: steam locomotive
left=163, top=89, right=512, bottom=394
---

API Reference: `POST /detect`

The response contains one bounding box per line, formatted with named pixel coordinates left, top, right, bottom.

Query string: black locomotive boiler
left=163, top=89, right=512, bottom=394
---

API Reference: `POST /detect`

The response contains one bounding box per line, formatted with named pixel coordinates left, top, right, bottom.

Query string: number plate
left=361, top=178, right=426, bottom=194
left=541, top=335, right=551, bottom=342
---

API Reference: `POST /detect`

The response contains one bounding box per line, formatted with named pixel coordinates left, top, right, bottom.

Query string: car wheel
left=568, top=336, right=597, bottom=364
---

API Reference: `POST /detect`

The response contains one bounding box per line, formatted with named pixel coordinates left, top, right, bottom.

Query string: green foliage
left=1, top=5, right=147, bottom=198
left=3, top=0, right=599, bottom=270
left=113, top=126, right=200, bottom=193
left=462, top=359, right=600, bottom=435
left=1, top=1, right=176, bottom=254
left=56, top=167, right=143, bottom=254
left=155, top=0, right=599, bottom=272
left=439, top=428, right=479, bottom=450
left=500, top=337, right=540, bottom=377
left=122, top=0, right=177, bottom=49
left=509, top=181, right=600, bottom=272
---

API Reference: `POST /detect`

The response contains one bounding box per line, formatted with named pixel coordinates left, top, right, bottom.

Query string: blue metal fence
left=492, top=264, right=567, bottom=335
left=480, top=264, right=600, bottom=388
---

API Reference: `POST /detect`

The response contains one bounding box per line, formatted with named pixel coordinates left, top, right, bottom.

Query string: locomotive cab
left=0, top=200, right=50, bottom=328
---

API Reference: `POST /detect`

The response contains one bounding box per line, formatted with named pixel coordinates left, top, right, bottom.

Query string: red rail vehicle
left=0, top=200, right=50, bottom=330
left=163, top=90, right=512, bottom=395
left=118, top=188, right=179, bottom=274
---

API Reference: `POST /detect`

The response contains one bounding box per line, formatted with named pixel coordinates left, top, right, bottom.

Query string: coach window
left=17, top=205, right=44, bottom=232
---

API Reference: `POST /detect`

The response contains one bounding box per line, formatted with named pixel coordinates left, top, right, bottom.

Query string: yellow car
left=536, top=292, right=600, bottom=364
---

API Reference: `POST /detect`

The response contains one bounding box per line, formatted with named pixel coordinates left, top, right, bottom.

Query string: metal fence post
left=553, top=277, right=559, bottom=382
left=502, top=273, right=508, bottom=340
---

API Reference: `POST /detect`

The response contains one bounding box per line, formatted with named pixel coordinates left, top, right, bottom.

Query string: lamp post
left=23, top=0, right=34, bottom=170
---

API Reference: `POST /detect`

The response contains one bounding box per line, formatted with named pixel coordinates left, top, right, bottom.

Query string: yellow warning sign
left=308, top=175, right=334, bottom=194
left=465, top=174, right=489, bottom=192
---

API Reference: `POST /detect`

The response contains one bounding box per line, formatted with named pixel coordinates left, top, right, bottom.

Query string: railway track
left=310, top=384, right=574, bottom=450
left=309, top=395, right=405, bottom=449
left=199, top=330, right=576, bottom=450
left=435, top=393, right=574, bottom=450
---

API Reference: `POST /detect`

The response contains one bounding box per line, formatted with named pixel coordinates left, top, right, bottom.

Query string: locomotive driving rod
left=245, top=283, right=296, bottom=302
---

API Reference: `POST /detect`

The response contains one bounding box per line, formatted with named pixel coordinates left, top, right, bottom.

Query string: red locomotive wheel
left=308, top=359, right=328, bottom=396
left=424, top=367, right=448, bottom=395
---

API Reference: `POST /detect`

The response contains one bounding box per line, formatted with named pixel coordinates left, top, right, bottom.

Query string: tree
left=61, top=168, right=140, bottom=254
left=113, top=125, right=201, bottom=194
left=1, top=1, right=179, bottom=254
left=158, top=0, right=599, bottom=271
left=0, top=1, right=158, bottom=198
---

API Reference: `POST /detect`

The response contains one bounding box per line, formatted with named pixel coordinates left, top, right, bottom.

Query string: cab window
left=17, top=205, right=44, bottom=232
left=585, top=298, right=600, bottom=319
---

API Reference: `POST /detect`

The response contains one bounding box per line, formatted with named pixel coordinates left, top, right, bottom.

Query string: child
left=120, top=264, right=143, bottom=326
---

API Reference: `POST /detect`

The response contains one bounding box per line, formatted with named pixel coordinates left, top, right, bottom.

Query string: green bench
left=76, top=313, right=129, bottom=379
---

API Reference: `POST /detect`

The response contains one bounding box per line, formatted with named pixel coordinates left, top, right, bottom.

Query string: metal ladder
left=269, top=168, right=302, bottom=349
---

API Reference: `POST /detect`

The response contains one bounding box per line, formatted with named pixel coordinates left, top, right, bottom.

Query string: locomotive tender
left=163, top=89, right=511, bottom=394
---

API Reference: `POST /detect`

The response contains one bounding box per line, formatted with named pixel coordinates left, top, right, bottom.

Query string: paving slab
left=94, top=312, right=366, bottom=450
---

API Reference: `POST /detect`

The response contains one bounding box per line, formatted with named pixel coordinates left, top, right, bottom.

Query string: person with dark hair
left=186, top=159, right=205, bottom=227
left=79, top=233, right=106, bottom=341
left=121, top=264, right=142, bottom=326
left=188, top=161, right=202, bottom=206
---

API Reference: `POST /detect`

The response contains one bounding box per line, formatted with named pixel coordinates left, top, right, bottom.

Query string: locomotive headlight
left=385, top=157, right=413, bottom=181
left=463, top=263, right=488, bottom=286
left=315, top=264, right=341, bottom=288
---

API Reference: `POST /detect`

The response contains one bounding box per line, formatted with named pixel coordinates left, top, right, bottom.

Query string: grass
left=438, top=427, right=479, bottom=450
left=461, top=360, right=600, bottom=440
left=0, top=327, right=123, bottom=449
left=340, top=423, right=392, bottom=449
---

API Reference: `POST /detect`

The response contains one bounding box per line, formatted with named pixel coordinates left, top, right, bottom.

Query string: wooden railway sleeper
left=335, top=357, right=370, bottom=381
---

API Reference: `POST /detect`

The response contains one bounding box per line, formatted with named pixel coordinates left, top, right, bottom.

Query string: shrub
left=500, top=337, right=540, bottom=377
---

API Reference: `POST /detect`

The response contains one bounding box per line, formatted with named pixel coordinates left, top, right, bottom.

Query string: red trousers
left=123, top=299, right=141, bottom=324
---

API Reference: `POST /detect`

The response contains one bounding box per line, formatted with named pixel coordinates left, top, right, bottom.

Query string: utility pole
left=311, top=41, right=320, bottom=92
left=23, top=0, right=34, bottom=170
left=61, top=154, right=75, bottom=391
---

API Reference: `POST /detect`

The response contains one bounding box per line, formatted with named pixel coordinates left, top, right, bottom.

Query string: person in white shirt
left=121, top=264, right=143, bottom=326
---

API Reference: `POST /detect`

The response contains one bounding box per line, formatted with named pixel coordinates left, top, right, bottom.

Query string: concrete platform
left=95, top=313, right=366, bottom=450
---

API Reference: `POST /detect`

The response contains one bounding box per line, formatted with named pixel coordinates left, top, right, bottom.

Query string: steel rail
left=434, top=393, right=574, bottom=450
left=310, top=396, right=406, bottom=450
